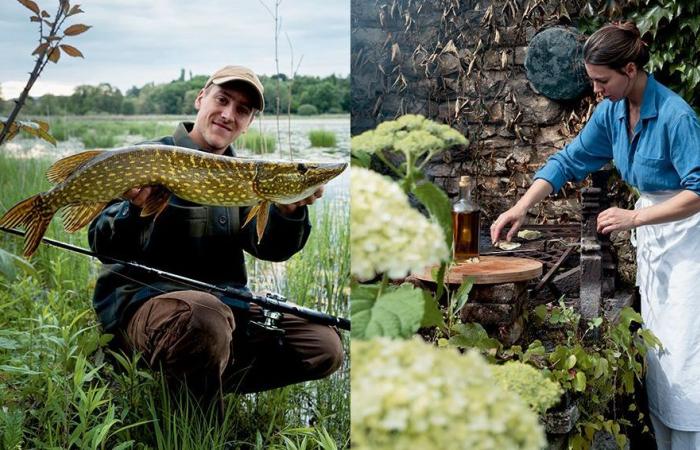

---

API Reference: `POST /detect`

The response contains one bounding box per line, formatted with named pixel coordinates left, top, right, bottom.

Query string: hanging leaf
left=59, top=0, right=70, bottom=14
left=31, top=42, right=49, bottom=55
left=413, top=181, right=453, bottom=250
left=17, top=0, right=40, bottom=15
left=68, top=4, right=83, bottom=16
left=30, top=16, right=40, bottom=22
left=40, top=10, right=50, bottom=18
left=60, top=44, right=83, bottom=58
left=47, top=46, right=60, bottom=63
left=63, top=24, right=91, bottom=36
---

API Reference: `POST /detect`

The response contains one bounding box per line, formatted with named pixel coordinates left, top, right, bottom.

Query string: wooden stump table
left=413, top=256, right=543, bottom=343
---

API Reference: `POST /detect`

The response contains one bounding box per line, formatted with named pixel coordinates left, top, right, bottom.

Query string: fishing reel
left=247, top=292, right=286, bottom=345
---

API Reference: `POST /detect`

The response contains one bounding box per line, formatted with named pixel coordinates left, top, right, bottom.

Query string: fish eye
left=296, top=163, right=308, bottom=174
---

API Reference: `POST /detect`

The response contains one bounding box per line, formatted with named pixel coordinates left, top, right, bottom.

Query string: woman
left=491, top=22, right=700, bottom=449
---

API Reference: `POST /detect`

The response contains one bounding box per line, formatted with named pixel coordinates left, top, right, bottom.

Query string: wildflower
left=352, top=338, right=546, bottom=450
left=351, top=168, right=449, bottom=280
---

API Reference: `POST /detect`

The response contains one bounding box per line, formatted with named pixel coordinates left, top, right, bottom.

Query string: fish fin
left=139, top=187, right=171, bottom=218
left=61, top=202, right=108, bottom=233
left=242, top=202, right=263, bottom=228
left=46, top=150, right=104, bottom=184
left=255, top=201, right=271, bottom=244
left=242, top=201, right=271, bottom=243
left=0, top=194, right=53, bottom=258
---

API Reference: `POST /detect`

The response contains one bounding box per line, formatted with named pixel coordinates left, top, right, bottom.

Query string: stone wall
left=351, top=0, right=636, bottom=284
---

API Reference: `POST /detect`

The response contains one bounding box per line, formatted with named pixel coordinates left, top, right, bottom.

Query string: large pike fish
left=0, top=144, right=347, bottom=257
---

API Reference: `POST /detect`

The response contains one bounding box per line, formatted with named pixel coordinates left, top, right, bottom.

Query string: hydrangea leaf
left=449, top=322, right=501, bottom=353
left=351, top=282, right=425, bottom=339
left=421, top=290, right=444, bottom=329
left=413, top=181, right=453, bottom=249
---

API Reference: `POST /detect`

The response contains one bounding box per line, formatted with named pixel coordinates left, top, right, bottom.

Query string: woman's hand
left=490, top=205, right=528, bottom=243
left=597, top=207, right=639, bottom=234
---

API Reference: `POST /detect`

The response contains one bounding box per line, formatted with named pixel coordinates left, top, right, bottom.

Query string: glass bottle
left=452, top=175, right=480, bottom=261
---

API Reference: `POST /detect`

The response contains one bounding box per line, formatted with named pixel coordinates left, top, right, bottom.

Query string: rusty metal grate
left=480, top=223, right=580, bottom=272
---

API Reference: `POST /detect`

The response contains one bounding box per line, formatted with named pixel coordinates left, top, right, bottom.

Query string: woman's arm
left=490, top=178, right=554, bottom=242
left=597, top=190, right=700, bottom=233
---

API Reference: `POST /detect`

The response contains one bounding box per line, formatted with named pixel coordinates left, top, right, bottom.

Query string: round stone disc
left=525, top=26, right=589, bottom=100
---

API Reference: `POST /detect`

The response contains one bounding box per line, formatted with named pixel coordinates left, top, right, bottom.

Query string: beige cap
left=204, top=65, right=265, bottom=111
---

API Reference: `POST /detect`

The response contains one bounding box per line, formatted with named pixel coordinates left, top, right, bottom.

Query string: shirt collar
left=172, top=121, right=236, bottom=157
left=615, top=73, right=658, bottom=121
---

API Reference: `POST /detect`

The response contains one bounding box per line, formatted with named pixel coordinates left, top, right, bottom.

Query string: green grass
left=44, top=117, right=176, bottom=148
left=308, top=130, right=337, bottom=148
left=234, top=130, right=277, bottom=154
left=0, top=152, right=349, bottom=449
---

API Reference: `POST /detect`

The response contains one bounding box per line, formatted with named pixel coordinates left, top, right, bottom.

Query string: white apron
left=634, top=191, right=700, bottom=430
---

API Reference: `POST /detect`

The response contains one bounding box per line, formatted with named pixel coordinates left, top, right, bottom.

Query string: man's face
left=585, top=63, right=635, bottom=102
left=191, top=84, right=256, bottom=153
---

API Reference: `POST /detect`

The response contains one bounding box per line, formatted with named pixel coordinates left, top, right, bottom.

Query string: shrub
left=297, top=104, right=318, bottom=116
left=234, top=130, right=276, bottom=153
left=308, top=129, right=337, bottom=147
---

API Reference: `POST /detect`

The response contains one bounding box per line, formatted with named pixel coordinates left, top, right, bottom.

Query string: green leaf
left=566, top=354, right=577, bottom=369
left=452, top=276, right=474, bottom=313
left=351, top=282, right=426, bottom=339
left=533, top=304, right=547, bottom=321
left=412, top=181, right=453, bottom=249
left=0, top=337, right=18, bottom=350
left=351, top=150, right=372, bottom=168
left=421, top=290, right=445, bottom=328
left=449, top=322, right=501, bottom=352
left=0, top=247, right=37, bottom=280
left=574, top=371, right=587, bottom=392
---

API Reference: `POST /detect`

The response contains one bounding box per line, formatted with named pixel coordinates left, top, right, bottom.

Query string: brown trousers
left=122, top=290, right=344, bottom=401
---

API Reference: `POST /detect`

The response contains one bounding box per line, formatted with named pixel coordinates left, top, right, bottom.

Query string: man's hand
left=122, top=186, right=156, bottom=208
left=276, top=186, right=325, bottom=216
left=597, top=207, right=639, bottom=234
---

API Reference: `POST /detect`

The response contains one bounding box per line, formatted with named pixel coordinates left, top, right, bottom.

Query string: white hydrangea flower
left=352, top=338, right=546, bottom=450
left=351, top=168, right=449, bottom=281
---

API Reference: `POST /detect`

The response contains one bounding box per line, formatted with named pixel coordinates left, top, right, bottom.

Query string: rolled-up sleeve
left=534, top=105, right=613, bottom=192
left=669, top=114, right=700, bottom=196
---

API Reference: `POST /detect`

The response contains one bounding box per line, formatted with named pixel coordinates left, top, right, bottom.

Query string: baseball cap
left=204, top=65, right=265, bottom=111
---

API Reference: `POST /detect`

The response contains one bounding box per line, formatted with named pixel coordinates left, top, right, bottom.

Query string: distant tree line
left=0, top=71, right=349, bottom=116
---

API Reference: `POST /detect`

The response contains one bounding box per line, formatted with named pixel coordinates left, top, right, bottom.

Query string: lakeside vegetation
left=0, top=151, right=349, bottom=449
left=0, top=72, right=350, bottom=117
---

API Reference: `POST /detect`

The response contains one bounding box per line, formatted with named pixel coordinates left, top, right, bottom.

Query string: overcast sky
left=0, top=0, right=350, bottom=99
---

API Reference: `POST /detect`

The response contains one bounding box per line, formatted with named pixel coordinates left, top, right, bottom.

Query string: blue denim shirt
left=535, top=75, right=700, bottom=195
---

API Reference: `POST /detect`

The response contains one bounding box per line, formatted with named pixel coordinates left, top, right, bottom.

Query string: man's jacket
left=88, top=122, right=311, bottom=332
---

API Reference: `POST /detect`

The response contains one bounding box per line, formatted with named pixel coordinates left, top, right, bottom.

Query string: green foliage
left=298, top=104, right=319, bottom=116
left=308, top=130, right=337, bottom=147
left=0, top=74, right=350, bottom=117
left=234, top=129, right=277, bottom=154
left=0, top=154, right=349, bottom=447
left=581, top=0, right=700, bottom=110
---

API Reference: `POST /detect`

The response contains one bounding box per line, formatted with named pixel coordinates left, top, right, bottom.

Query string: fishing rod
left=0, top=226, right=350, bottom=331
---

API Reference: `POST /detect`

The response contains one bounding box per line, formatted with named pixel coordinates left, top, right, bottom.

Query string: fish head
left=254, top=160, right=347, bottom=203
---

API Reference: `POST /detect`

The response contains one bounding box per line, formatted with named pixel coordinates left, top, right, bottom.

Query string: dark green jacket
left=89, top=122, right=311, bottom=332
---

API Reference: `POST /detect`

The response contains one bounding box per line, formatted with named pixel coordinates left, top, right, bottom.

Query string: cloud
left=0, top=0, right=349, bottom=98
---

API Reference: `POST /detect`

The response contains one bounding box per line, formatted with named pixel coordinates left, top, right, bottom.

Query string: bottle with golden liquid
left=452, top=175, right=481, bottom=261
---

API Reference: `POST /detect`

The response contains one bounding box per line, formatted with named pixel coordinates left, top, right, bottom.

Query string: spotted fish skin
left=0, top=144, right=347, bottom=257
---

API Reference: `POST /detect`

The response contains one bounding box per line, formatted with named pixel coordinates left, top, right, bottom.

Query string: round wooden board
left=415, top=256, right=543, bottom=285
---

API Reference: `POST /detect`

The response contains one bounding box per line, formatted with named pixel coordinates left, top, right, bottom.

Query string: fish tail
left=0, top=194, right=53, bottom=258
